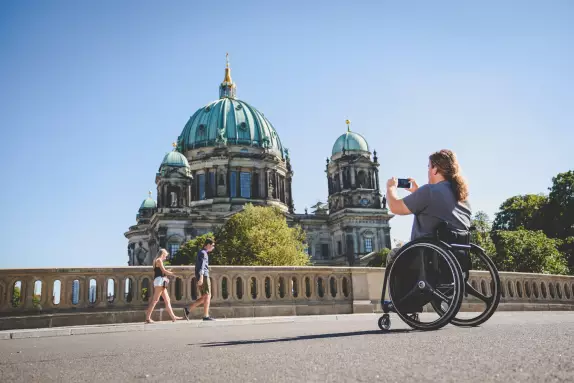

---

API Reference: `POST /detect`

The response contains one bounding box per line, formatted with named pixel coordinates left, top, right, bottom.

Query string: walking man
left=184, top=238, right=216, bottom=321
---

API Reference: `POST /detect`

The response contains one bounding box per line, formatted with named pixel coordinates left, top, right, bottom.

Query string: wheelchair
left=378, top=222, right=501, bottom=331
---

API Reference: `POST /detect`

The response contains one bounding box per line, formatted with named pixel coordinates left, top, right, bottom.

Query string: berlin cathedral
left=124, top=57, right=394, bottom=267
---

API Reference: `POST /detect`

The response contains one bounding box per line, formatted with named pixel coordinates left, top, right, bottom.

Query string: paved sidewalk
left=0, top=313, right=379, bottom=340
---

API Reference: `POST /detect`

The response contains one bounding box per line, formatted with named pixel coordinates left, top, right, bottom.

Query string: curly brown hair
left=429, top=149, right=469, bottom=202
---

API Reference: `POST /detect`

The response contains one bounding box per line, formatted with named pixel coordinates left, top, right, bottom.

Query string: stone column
left=226, top=165, right=231, bottom=197
left=338, top=169, right=344, bottom=190
left=23, top=277, right=35, bottom=309
left=188, top=184, right=191, bottom=206
left=265, top=169, right=271, bottom=199
left=354, top=228, right=360, bottom=254
left=351, top=165, right=356, bottom=188
left=165, top=184, right=170, bottom=207
left=237, top=168, right=242, bottom=197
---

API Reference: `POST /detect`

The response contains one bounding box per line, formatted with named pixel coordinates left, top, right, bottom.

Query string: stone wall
left=0, top=266, right=573, bottom=330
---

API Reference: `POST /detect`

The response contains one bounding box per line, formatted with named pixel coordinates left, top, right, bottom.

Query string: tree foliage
left=171, top=205, right=310, bottom=267
left=366, top=248, right=390, bottom=268
left=491, top=229, right=568, bottom=275
left=169, top=233, right=215, bottom=266
left=12, top=286, right=21, bottom=308
left=470, top=211, right=496, bottom=257
left=212, top=204, right=310, bottom=266
left=492, top=194, right=547, bottom=231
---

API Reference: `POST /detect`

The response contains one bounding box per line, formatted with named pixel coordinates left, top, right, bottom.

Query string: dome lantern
left=219, top=53, right=237, bottom=99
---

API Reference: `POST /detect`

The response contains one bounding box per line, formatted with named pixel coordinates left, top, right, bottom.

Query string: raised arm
left=386, top=177, right=413, bottom=215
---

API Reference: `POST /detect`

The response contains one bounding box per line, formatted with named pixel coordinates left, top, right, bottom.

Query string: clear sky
left=1, top=0, right=572, bottom=268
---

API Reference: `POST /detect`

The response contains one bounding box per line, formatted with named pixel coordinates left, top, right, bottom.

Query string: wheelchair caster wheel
left=378, top=314, right=391, bottom=331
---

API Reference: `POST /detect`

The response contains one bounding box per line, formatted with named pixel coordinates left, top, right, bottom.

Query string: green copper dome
left=140, top=197, right=157, bottom=209
left=331, top=130, right=370, bottom=156
left=161, top=150, right=190, bottom=168
left=177, top=60, right=284, bottom=159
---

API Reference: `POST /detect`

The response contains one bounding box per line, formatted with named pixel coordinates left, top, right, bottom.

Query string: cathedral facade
left=124, top=58, right=394, bottom=267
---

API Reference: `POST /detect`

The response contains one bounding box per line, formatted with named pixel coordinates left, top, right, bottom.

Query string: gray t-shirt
left=402, top=180, right=472, bottom=240
left=195, top=249, right=209, bottom=279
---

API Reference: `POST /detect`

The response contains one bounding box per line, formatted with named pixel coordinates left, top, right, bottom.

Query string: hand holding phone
left=397, top=178, right=411, bottom=189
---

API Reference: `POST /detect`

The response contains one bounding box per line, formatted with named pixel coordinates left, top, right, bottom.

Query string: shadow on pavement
left=192, top=329, right=413, bottom=347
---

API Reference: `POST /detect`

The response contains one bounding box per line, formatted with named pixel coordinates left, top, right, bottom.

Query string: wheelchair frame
left=378, top=225, right=501, bottom=331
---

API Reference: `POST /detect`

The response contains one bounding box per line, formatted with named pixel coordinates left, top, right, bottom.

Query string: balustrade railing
left=0, top=267, right=572, bottom=316
left=0, top=266, right=354, bottom=315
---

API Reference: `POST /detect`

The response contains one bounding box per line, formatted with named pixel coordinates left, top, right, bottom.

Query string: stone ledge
left=1, top=313, right=379, bottom=341
left=0, top=302, right=353, bottom=332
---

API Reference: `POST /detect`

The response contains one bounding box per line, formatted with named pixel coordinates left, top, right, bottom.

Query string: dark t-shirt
left=402, top=180, right=472, bottom=240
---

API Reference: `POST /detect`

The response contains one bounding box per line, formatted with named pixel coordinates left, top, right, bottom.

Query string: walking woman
left=144, top=248, right=183, bottom=323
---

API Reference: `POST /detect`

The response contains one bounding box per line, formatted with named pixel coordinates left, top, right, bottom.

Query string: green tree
left=470, top=211, right=496, bottom=256
left=491, top=229, right=568, bottom=275
left=170, top=233, right=215, bottom=266
left=366, top=248, right=390, bottom=267
left=492, top=194, right=548, bottom=232
left=213, top=204, right=310, bottom=266
left=543, top=171, right=574, bottom=270
left=11, top=286, right=21, bottom=308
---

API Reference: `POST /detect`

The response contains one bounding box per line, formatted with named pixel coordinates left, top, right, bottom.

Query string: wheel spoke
left=430, top=286, right=452, bottom=303
left=395, top=284, right=420, bottom=306
left=465, top=282, right=492, bottom=303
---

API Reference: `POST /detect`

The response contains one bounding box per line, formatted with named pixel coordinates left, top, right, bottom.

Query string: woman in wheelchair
left=379, top=149, right=501, bottom=331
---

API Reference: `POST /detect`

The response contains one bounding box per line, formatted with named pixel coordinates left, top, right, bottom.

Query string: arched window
left=356, top=170, right=367, bottom=188
left=240, top=172, right=251, bottom=198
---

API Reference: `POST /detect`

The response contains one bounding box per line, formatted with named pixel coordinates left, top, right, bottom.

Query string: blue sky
left=1, top=1, right=572, bottom=268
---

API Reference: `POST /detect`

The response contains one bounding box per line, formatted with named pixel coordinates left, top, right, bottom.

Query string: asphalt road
left=0, top=312, right=573, bottom=382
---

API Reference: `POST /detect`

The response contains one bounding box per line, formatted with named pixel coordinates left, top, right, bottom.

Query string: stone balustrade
left=0, top=266, right=573, bottom=330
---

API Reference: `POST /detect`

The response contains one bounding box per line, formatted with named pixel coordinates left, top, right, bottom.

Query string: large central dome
left=177, top=57, right=284, bottom=159
left=178, top=98, right=284, bottom=158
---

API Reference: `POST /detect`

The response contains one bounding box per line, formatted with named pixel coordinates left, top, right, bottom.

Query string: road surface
left=0, top=312, right=573, bottom=382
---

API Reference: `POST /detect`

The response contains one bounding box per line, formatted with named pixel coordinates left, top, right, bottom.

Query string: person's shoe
left=202, top=316, right=215, bottom=321
left=183, top=308, right=190, bottom=320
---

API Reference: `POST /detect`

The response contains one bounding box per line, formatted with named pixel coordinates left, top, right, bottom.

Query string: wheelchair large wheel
left=388, top=241, right=464, bottom=331
left=431, top=244, right=501, bottom=327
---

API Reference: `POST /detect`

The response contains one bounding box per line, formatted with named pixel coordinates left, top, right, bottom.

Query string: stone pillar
left=236, top=168, right=241, bottom=197
left=204, top=168, right=208, bottom=199
left=23, top=277, right=35, bottom=309
left=351, top=165, right=356, bottom=188
left=338, top=169, right=344, bottom=190
left=354, top=228, right=360, bottom=254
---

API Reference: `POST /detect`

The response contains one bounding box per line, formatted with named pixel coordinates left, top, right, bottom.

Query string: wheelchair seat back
left=435, top=221, right=471, bottom=275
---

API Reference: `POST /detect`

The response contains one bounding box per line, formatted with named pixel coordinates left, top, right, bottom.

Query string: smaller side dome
left=160, top=145, right=190, bottom=168
left=140, top=196, right=157, bottom=209
left=331, top=131, right=370, bottom=155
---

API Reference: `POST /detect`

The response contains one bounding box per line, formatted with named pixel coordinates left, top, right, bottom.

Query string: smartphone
left=397, top=178, right=411, bottom=189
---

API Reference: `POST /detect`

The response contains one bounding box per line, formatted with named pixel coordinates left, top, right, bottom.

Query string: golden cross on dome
left=226, top=52, right=229, bottom=68
left=172, top=142, right=177, bottom=149
left=345, top=119, right=351, bottom=132
left=148, top=190, right=152, bottom=198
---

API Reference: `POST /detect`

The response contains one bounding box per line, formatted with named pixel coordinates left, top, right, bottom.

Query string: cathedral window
left=230, top=171, right=237, bottom=197
left=169, top=243, right=180, bottom=258
left=198, top=174, right=206, bottom=200
left=364, top=238, right=373, bottom=253
left=240, top=172, right=251, bottom=198
left=197, top=124, right=207, bottom=139
left=321, top=244, right=329, bottom=259
left=209, top=171, right=215, bottom=198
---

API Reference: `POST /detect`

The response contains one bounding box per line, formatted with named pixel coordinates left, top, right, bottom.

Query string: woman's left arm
left=159, top=260, right=174, bottom=276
